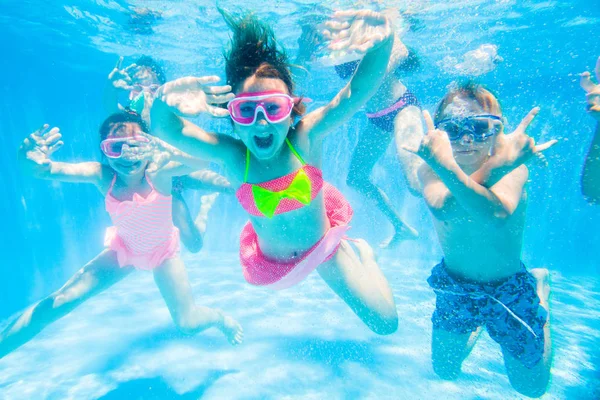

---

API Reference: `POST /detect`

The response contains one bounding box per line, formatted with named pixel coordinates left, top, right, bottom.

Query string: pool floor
left=0, top=253, right=598, bottom=399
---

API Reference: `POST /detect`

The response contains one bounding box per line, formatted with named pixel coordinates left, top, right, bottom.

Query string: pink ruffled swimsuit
left=104, top=175, right=180, bottom=270
left=237, top=140, right=353, bottom=290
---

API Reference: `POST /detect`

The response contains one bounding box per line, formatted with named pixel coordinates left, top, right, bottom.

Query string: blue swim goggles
left=435, top=114, right=503, bottom=142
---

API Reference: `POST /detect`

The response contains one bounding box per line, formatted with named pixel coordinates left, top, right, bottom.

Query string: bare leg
left=171, top=170, right=231, bottom=254
left=502, top=268, right=552, bottom=398
left=431, top=327, right=482, bottom=380
left=394, top=105, right=425, bottom=197
left=347, top=122, right=418, bottom=248
left=152, top=256, right=243, bottom=345
left=317, top=239, right=398, bottom=335
left=194, top=193, right=220, bottom=235
left=172, top=190, right=204, bottom=253
left=0, top=250, right=131, bottom=359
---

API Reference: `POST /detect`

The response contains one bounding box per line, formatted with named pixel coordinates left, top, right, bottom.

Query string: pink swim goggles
left=228, top=91, right=296, bottom=126
left=100, top=135, right=149, bottom=158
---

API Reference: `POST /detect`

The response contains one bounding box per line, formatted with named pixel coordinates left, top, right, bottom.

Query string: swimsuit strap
left=242, top=138, right=306, bottom=183
left=108, top=174, right=117, bottom=194
left=285, top=138, right=307, bottom=165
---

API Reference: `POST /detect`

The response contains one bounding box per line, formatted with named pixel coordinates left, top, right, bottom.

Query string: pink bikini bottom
left=240, top=183, right=353, bottom=290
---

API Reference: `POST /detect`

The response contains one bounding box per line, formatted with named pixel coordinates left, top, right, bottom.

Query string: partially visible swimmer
left=296, top=17, right=422, bottom=248
left=580, top=56, right=600, bottom=203
left=403, top=83, right=556, bottom=397
left=104, top=55, right=233, bottom=253
left=0, top=112, right=242, bottom=361
left=151, top=9, right=399, bottom=335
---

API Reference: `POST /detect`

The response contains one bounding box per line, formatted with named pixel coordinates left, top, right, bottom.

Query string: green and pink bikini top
left=236, top=138, right=323, bottom=218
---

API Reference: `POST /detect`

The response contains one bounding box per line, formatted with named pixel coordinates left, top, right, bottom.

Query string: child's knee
left=509, top=377, right=549, bottom=398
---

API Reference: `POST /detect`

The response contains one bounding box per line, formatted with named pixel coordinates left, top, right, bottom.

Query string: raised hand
left=580, top=56, right=600, bottom=120
left=154, top=76, right=235, bottom=118
left=108, top=56, right=138, bottom=91
left=18, top=124, right=64, bottom=174
left=321, top=9, right=392, bottom=57
left=401, top=110, right=457, bottom=171
left=491, top=107, right=557, bottom=169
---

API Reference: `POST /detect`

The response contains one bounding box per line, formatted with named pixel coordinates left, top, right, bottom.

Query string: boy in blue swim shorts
left=403, top=83, right=557, bottom=397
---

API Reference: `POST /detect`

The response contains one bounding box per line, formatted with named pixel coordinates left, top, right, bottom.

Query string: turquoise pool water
left=1, top=0, right=599, bottom=398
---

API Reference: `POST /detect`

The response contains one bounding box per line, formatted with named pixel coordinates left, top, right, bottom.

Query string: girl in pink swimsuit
left=1, top=112, right=242, bottom=360
left=151, top=9, right=400, bottom=335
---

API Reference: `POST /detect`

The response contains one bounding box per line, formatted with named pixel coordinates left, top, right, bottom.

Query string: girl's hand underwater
left=18, top=124, right=64, bottom=175
left=581, top=56, right=600, bottom=121
left=119, top=132, right=172, bottom=174
left=320, top=9, right=392, bottom=59
left=108, top=56, right=138, bottom=92
left=491, top=108, right=558, bottom=169
left=154, top=76, right=235, bottom=118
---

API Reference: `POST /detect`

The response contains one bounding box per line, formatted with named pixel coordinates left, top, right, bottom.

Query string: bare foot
left=530, top=268, right=550, bottom=309
left=217, top=310, right=243, bottom=346
left=380, top=223, right=419, bottom=249
left=194, top=193, right=220, bottom=234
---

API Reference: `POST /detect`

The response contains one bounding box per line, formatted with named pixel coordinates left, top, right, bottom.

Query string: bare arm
left=298, top=10, right=394, bottom=143
left=580, top=59, right=600, bottom=203
left=150, top=77, right=242, bottom=167
left=18, top=125, right=106, bottom=188
left=582, top=123, right=600, bottom=202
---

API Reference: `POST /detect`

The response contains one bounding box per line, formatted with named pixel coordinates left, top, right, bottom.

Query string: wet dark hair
left=135, top=55, right=166, bottom=84
left=434, top=81, right=502, bottom=124
left=219, top=7, right=306, bottom=118
left=99, top=111, right=148, bottom=142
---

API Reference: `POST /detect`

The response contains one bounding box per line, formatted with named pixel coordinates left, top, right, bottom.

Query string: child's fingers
left=46, top=141, right=64, bottom=155
left=324, top=19, right=351, bottom=31
left=515, top=107, right=540, bottom=133
left=208, top=106, right=231, bottom=118
left=193, top=76, right=221, bottom=86
left=535, top=139, right=558, bottom=153
left=206, top=93, right=235, bottom=105
left=422, top=110, right=435, bottom=132
left=115, top=56, right=123, bottom=70
left=203, top=84, right=233, bottom=95
left=580, top=72, right=596, bottom=93
left=400, top=144, right=420, bottom=155
left=42, top=126, right=61, bottom=140
left=123, top=63, right=138, bottom=73
left=44, top=131, right=62, bottom=145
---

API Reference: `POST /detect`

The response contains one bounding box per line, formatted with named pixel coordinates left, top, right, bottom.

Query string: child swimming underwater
left=580, top=56, right=600, bottom=203
left=104, top=55, right=233, bottom=253
left=295, top=18, right=423, bottom=248
left=0, top=112, right=242, bottom=360
left=403, top=83, right=556, bottom=397
left=150, top=9, right=400, bottom=335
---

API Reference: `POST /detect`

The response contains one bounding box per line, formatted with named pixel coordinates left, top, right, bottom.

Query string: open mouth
left=254, top=134, right=274, bottom=149
left=455, top=149, right=477, bottom=154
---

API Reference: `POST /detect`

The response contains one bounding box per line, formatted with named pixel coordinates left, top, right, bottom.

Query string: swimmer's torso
left=432, top=191, right=527, bottom=282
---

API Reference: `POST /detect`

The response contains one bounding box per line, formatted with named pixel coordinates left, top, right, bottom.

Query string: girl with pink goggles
left=227, top=91, right=299, bottom=126
left=100, top=135, right=149, bottom=158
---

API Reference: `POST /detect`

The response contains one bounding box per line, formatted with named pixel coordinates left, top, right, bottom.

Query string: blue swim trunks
left=428, top=260, right=548, bottom=369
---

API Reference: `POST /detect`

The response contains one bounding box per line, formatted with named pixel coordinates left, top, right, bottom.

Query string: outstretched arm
left=150, top=76, right=242, bottom=167
left=18, top=125, right=105, bottom=187
left=580, top=57, right=600, bottom=203
left=298, top=10, right=394, bottom=142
